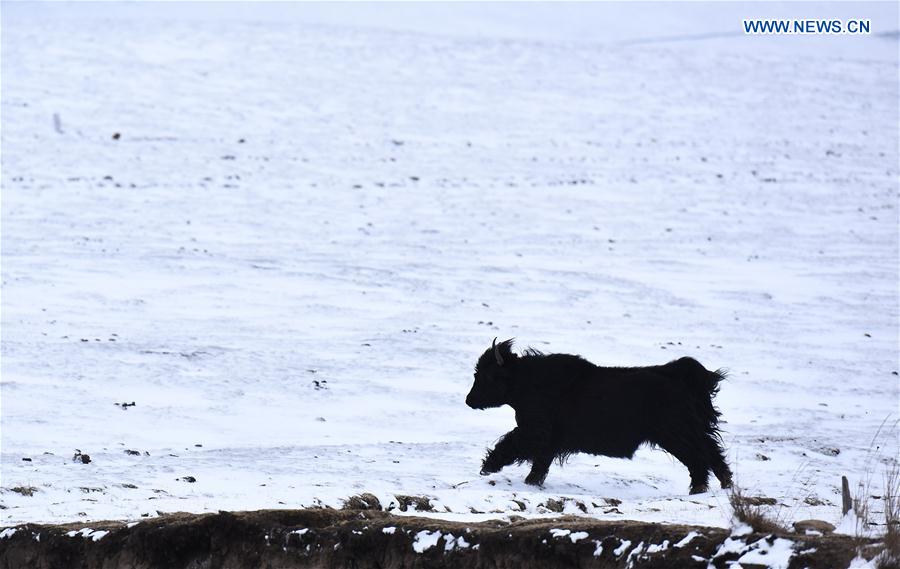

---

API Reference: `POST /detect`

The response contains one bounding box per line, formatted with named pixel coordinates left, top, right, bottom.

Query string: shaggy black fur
left=466, top=338, right=732, bottom=494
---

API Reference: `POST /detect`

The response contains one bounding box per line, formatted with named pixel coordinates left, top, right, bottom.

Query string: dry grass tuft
left=341, top=493, right=382, bottom=511
left=728, top=483, right=787, bottom=534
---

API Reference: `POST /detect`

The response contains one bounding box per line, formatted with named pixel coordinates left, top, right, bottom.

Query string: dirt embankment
left=0, top=508, right=884, bottom=569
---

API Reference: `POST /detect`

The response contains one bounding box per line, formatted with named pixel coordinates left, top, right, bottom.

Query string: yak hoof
left=689, top=484, right=709, bottom=495
left=480, top=463, right=500, bottom=476
left=524, top=475, right=545, bottom=488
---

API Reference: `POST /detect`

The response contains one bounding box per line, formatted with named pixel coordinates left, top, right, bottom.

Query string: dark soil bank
left=0, top=508, right=881, bottom=569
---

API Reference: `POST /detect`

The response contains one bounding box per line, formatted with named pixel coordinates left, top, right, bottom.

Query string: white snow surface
left=614, top=539, right=633, bottom=557
left=412, top=530, right=442, bottom=553
left=550, top=528, right=588, bottom=543
left=568, top=531, right=589, bottom=543
left=1, top=2, right=898, bottom=532
left=443, top=533, right=470, bottom=551
left=675, top=531, right=702, bottom=547
left=734, top=536, right=797, bottom=569
left=65, top=527, right=108, bottom=541
left=732, top=523, right=754, bottom=537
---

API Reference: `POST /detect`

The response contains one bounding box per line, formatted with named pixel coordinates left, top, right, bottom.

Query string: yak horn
left=493, top=337, right=504, bottom=366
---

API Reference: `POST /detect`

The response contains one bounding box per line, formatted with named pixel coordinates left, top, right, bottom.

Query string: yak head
left=466, top=338, right=517, bottom=409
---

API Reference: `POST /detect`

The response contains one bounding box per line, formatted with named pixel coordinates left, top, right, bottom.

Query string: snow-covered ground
left=2, top=2, right=898, bottom=532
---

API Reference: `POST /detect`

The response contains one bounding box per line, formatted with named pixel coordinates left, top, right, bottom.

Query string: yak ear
left=494, top=338, right=516, bottom=366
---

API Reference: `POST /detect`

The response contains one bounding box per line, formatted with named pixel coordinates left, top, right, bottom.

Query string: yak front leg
left=514, top=411, right=555, bottom=487
left=481, top=428, right=527, bottom=475
left=524, top=451, right=554, bottom=487
left=522, top=423, right=555, bottom=487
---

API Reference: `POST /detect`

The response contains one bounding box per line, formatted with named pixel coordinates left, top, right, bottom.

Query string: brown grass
left=728, top=483, right=787, bottom=534
left=341, top=493, right=382, bottom=511
left=849, top=419, right=900, bottom=568
left=878, top=458, right=900, bottom=569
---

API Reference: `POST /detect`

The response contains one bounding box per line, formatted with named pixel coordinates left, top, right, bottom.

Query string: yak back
left=508, top=352, right=707, bottom=403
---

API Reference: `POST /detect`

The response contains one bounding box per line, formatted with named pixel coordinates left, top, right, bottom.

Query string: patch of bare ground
left=0, top=507, right=882, bottom=569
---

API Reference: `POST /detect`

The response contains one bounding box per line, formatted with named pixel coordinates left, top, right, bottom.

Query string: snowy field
left=2, top=2, right=898, bottom=532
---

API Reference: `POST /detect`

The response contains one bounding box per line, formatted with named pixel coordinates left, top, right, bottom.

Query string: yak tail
left=670, top=357, right=726, bottom=430
left=696, top=367, right=726, bottom=402
left=669, top=357, right=725, bottom=397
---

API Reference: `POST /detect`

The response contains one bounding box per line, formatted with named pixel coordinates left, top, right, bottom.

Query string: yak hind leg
left=705, top=437, right=733, bottom=489
left=714, top=462, right=733, bottom=489
left=656, top=437, right=712, bottom=494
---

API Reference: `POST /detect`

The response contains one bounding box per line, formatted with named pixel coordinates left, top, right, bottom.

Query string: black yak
left=466, top=338, right=732, bottom=494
